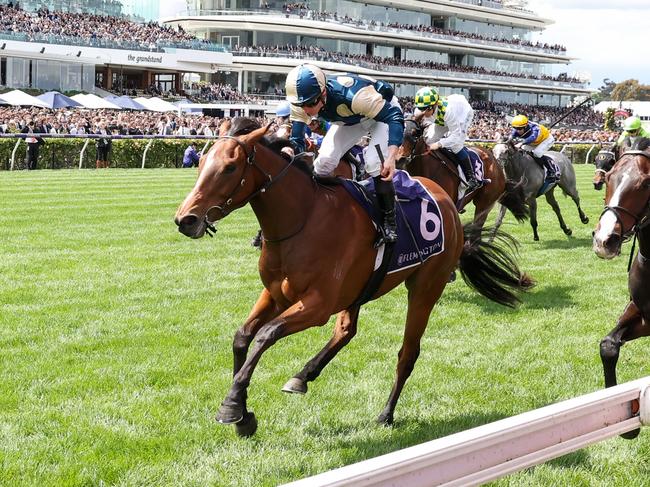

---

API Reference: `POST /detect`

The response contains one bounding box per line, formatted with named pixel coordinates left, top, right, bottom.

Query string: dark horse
left=397, top=120, right=529, bottom=230
left=593, top=139, right=650, bottom=439
left=493, top=140, right=589, bottom=241
left=593, top=145, right=617, bottom=190
left=175, top=118, right=533, bottom=437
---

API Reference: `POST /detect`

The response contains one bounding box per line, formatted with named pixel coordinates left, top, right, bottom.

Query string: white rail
left=283, top=377, right=650, bottom=487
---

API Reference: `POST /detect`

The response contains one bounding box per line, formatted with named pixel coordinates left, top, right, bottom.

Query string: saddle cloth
left=342, top=170, right=445, bottom=274
left=456, top=148, right=486, bottom=201
left=536, top=157, right=561, bottom=197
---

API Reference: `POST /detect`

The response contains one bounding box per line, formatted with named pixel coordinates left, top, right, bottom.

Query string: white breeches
left=314, top=97, right=402, bottom=177
left=522, top=135, right=555, bottom=158
left=422, top=108, right=474, bottom=153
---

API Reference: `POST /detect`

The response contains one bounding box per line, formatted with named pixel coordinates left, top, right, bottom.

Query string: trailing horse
left=592, top=145, right=617, bottom=190
left=593, top=139, right=650, bottom=440
left=398, top=120, right=528, bottom=231
left=175, top=118, right=534, bottom=437
left=492, top=140, right=589, bottom=241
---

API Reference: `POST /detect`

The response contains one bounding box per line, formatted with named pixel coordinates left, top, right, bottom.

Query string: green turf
left=0, top=166, right=647, bottom=486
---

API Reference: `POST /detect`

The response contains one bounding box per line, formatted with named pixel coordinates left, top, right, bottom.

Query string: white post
left=585, top=144, right=597, bottom=165
left=141, top=140, right=154, bottom=169
left=79, top=139, right=91, bottom=169
left=10, top=139, right=21, bottom=170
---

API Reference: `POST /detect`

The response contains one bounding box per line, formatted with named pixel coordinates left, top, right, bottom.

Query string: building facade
left=168, top=0, right=589, bottom=106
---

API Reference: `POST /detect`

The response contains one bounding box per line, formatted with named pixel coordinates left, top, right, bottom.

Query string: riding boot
left=251, top=229, right=263, bottom=249
left=533, top=155, right=558, bottom=182
left=373, top=176, right=398, bottom=244
left=456, top=147, right=480, bottom=192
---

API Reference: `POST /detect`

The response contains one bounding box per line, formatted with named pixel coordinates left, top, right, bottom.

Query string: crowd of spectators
left=278, top=4, right=566, bottom=53
left=0, top=101, right=618, bottom=143
left=232, top=44, right=583, bottom=85
left=184, top=83, right=267, bottom=104
left=0, top=2, right=210, bottom=51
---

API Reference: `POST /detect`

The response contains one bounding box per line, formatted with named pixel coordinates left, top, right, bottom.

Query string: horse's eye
left=223, top=164, right=236, bottom=174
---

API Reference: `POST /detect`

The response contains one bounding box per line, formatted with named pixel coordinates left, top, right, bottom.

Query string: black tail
left=499, top=178, right=529, bottom=222
left=458, top=224, right=535, bottom=307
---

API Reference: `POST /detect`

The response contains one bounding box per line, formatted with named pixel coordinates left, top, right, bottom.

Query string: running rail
left=282, top=377, right=650, bottom=487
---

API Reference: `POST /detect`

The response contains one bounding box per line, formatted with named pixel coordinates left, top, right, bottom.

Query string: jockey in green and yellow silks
left=615, top=116, right=650, bottom=153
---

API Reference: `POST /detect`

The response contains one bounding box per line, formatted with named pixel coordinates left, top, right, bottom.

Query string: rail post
left=585, top=144, right=597, bottom=165
left=79, top=139, right=91, bottom=169
left=142, top=140, right=154, bottom=169
left=10, top=139, right=21, bottom=170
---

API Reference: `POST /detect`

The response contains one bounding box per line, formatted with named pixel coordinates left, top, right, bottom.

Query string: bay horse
left=397, top=120, right=529, bottom=230
left=592, top=145, right=617, bottom=190
left=174, top=118, right=533, bottom=437
left=492, top=140, right=589, bottom=241
left=593, top=139, right=650, bottom=439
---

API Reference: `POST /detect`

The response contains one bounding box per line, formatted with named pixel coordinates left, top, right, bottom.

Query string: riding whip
left=547, top=96, right=594, bottom=129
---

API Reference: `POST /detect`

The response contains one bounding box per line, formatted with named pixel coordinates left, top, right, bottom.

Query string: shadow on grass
left=521, top=284, right=576, bottom=310
left=534, top=235, right=594, bottom=250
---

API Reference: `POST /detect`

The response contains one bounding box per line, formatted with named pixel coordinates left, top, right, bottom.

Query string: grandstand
left=164, top=0, right=591, bottom=106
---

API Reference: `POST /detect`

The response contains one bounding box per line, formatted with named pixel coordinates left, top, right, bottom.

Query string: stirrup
left=373, top=225, right=398, bottom=248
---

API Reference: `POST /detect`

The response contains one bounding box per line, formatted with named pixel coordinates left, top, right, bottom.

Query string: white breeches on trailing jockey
left=522, top=134, right=555, bottom=158
left=314, top=97, right=402, bottom=177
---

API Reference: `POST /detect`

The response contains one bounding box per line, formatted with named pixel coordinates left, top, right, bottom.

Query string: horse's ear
left=218, top=119, right=232, bottom=137
left=242, top=124, right=271, bottom=145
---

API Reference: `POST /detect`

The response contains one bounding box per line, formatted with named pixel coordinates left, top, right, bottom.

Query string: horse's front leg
left=282, top=306, right=360, bottom=394
left=600, top=300, right=649, bottom=439
left=232, top=288, right=283, bottom=376
left=529, top=198, right=539, bottom=241
left=216, top=296, right=332, bottom=436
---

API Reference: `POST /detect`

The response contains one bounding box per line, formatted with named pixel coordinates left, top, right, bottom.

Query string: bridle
left=599, top=151, right=650, bottom=267
left=400, top=120, right=429, bottom=166
left=594, top=150, right=615, bottom=175
left=203, top=135, right=295, bottom=236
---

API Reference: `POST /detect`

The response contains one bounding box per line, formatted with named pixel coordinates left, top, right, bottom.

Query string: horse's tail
left=458, top=223, right=535, bottom=307
left=499, top=177, right=529, bottom=222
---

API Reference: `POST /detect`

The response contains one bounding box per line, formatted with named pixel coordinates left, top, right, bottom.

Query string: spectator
left=182, top=143, right=201, bottom=168
left=95, top=121, right=111, bottom=169
left=21, top=120, right=45, bottom=170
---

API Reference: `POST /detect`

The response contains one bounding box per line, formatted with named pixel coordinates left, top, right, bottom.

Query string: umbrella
left=36, top=91, right=83, bottom=109
left=134, top=96, right=178, bottom=112
left=70, top=94, right=122, bottom=110
left=105, top=96, right=147, bottom=110
left=0, top=89, right=50, bottom=108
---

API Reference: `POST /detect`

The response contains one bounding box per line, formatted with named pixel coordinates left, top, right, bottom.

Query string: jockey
left=615, top=116, right=650, bottom=153
left=509, top=114, right=559, bottom=182
left=286, top=63, right=404, bottom=243
left=412, top=87, right=480, bottom=193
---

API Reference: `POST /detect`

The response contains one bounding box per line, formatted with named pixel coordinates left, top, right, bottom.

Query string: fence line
left=0, top=133, right=604, bottom=170
left=282, top=376, right=650, bottom=487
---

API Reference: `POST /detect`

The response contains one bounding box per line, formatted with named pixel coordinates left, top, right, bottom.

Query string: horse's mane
left=631, top=137, right=650, bottom=152
left=226, top=117, right=313, bottom=176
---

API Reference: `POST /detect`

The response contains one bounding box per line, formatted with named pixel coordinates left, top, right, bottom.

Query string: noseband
left=204, top=135, right=294, bottom=235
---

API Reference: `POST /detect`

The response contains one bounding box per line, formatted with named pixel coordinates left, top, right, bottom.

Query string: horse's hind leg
left=378, top=273, right=447, bottom=426
left=544, top=190, right=572, bottom=236
left=529, top=198, right=540, bottom=241
left=282, top=306, right=360, bottom=394
left=569, top=187, right=589, bottom=224
left=600, top=300, right=649, bottom=439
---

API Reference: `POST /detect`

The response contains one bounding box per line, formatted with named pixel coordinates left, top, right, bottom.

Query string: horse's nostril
left=177, top=214, right=199, bottom=234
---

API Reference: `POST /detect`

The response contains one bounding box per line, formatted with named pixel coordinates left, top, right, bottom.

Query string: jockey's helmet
left=414, top=87, right=439, bottom=109
left=511, top=114, right=529, bottom=129
left=623, top=116, right=642, bottom=133
left=275, top=100, right=291, bottom=117
left=285, top=64, right=326, bottom=107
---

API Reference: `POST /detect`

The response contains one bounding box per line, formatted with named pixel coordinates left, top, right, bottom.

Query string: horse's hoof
left=448, top=271, right=457, bottom=283
left=216, top=403, right=244, bottom=425
left=534, top=235, right=540, bottom=241
left=377, top=412, right=394, bottom=426
left=282, top=377, right=308, bottom=394
left=564, top=228, right=573, bottom=236
left=234, top=412, right=258, bottom=437
left=621, top=428, right=640, bottom=440
left=581, top=216, right=590, bottom=224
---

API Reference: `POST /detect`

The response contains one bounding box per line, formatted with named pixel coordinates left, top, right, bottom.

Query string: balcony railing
left=231, top=50, right=588, bottom=89
left=0, top=30, right=229, bottom=53
left=179, top=8, right=558, bottom=55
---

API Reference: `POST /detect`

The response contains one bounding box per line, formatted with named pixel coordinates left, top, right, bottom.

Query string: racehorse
left=175, top=118, right=534, bottom=437
left=593, top=139, right=650, bottom=439
left=492, top=140, right=589, bottom=241
left=397, top=120, right=529, bottom=231
left=592, top=145, right=617, bottom=190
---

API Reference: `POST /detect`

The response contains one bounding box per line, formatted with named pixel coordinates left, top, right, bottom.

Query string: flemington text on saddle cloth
left=342, top=170, right=445, bottom=274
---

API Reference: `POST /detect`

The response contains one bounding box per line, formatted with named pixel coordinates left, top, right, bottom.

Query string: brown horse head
left=175, top=118, right=270, bottom=238
left=593, top=141, right=650, bottom=259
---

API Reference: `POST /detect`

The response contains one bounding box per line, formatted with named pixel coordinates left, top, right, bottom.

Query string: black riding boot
left=533, top=155, right=558, bottom=182
left=251, top=228, right=263, bottom=249
left=374, top=176, right=398, bottom=244
left=456, top=148, right=480, bottom=192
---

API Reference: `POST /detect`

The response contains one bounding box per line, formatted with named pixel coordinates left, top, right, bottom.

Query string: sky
left=533, top=0, right=650, bottom=89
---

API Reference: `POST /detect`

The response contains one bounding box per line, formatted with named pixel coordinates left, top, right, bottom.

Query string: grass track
left=1, top=167, right=649, bottom=486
